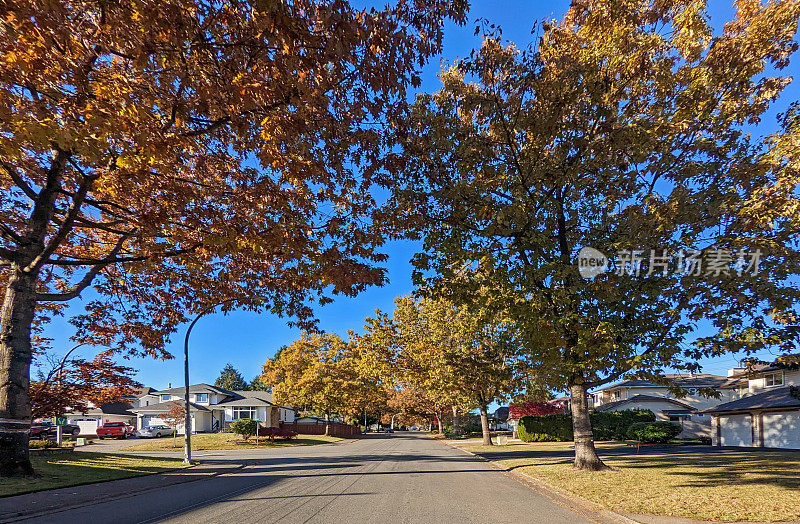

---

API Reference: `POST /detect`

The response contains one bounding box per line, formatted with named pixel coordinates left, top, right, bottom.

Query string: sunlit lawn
left=0, top=452, right=189, bottom=497
left=458, top=441, right=800, bottom=522
left=121, top=432, right=343, bottom=451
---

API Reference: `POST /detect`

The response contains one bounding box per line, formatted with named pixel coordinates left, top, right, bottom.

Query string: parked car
left=136, top=425, right=175, bottom=438
left=30, top=421, right=81, bottom=439
left=96, top=422, right=135, bottom=439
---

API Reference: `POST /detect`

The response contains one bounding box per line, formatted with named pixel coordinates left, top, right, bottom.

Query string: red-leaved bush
left=509, top=401, right=563, bottom=419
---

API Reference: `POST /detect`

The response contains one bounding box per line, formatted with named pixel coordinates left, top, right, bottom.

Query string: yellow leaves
left=672, top=0, right=712, bottom=61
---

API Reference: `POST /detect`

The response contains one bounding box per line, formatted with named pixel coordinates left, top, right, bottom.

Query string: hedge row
left=517, top=409, right=656, bottom=442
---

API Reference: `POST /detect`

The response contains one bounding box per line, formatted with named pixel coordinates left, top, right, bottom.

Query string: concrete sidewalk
left=0, top=462, right=243, bottom=523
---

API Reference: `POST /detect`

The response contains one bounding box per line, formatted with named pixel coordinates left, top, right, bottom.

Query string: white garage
left=70, top=417, right=101, bottom=436
left=140, top=415, right=166, bottom=429
left=705, top=386, right=800, bottom=450
left=719, top=414, right=753, bottom=447
left=763, top=410, right=800, bottom=450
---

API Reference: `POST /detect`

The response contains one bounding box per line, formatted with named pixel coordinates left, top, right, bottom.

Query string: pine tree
left=214, top=364, right=248, bottom=391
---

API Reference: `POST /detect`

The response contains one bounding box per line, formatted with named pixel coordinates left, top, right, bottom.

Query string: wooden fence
left=279, top=421, right=361, bottom=437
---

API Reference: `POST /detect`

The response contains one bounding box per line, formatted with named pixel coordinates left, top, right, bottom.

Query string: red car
left=96, top=422, right=135, bottom=439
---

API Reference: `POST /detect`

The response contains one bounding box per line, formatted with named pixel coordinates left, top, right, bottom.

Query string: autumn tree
left=214, top=363, right=248, bottom=392
left=394, top=0, right=800, bottom=469
left=0, top=0, right=467, bottom=475
left=30, top=353, right=140, bottom=419
left=367, top=295, right=522, bottom=444
left=261, top=332, right=351, bottom=435
left=405, top=296, right=522, bottom=445
left=360, top=300, right=460, bottom=434
left=508, top=401, right=563, bottom=420
left=162, top=402, right=185, bottom=449
left=341, top=333, right=391, bottom=423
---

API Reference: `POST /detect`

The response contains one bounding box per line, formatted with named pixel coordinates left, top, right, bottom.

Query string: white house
left=129, top=383, right=296, bottom=434
left=702, top=355, right=800, bottom=450
left=590, top=374, right=729, bottom=438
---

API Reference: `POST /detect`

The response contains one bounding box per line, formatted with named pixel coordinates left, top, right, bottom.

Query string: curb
left=438, top=439, right=639, bottom=524
left=0, top=462, right=245, bottom=523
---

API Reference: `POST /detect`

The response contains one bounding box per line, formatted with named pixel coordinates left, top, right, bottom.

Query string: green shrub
left=591, top=409, right=656, bottom=440
left=517, top=409, right=656, bottom=442
left=29, top=439, right=58, bottom=449
left=230, top=418, right=257, bottom=440
left=627, top=421, right=683, bottom=443
left=518, top=414, right=573, bottom=442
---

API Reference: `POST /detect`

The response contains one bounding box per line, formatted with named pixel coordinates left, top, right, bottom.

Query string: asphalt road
left=21, top=432, right=606, bottom=524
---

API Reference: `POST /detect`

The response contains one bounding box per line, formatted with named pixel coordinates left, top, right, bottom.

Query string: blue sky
left=40, top=0, right=799, bottom=392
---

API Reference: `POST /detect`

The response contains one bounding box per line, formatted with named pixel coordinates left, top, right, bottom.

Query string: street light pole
left=182, top=300, right=234, bottom=465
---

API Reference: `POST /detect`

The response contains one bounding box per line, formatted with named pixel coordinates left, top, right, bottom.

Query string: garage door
left=763, top=411, right=800, bottom=450
left=720, top=414, right=752, bottom=447
left=141, top=416, right=165, bottom=428
left=73, top=419, right=100, bottom=436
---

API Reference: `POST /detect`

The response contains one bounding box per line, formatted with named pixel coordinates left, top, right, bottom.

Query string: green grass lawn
left=0, top=452, right=189, bottom=497
left=458, top=441, right=800, bottom=522
left=120, top=432, right=344, bottom=451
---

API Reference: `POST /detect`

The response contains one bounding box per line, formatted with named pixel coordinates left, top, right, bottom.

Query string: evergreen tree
left=248, top=377, right=270, bottom=392
left=214, top=363, right=248, bottom=391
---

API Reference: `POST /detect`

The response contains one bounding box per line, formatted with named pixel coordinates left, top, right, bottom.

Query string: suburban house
left=129, top=383, right=296, bottom=434
left=492, top=406, right=511, bottom=430
left=65, top=386, right=154, bottom=436
left=702, top=355, right=800, bottom=449
left=589, top=373, right=729, bottom=438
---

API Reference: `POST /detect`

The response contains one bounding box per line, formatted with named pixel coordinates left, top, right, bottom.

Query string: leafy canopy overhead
left=394, top=0, right=800, bottom=392
left=0, top=0, right=468, bottom=357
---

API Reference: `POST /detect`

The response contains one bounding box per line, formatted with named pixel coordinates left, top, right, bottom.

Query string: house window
left=613, top=390, right=622, bottom=399
left=232, top=407, right=257, bottom=420
left=195, top=393, right=209, bottom=403
left=161, top=394, right=171, bottom=401
left=765, top=373, right=784, bottom=387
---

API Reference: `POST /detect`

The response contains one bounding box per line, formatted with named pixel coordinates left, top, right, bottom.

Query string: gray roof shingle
left=701, top=387, right=800, bottom=414
left=220, top=391, right=275, bottom=407
left=594, top=394, right=694, bottom=412
left=130, top=401, right=210, bottom=413
left=596, top=374, right=728, bottom=392
left=151, top=383, right=233, bottom=396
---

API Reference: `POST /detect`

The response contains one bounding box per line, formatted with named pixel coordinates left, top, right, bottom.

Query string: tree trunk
left=324, top=412, right=330, bottom=436
left=479, top=404, right=493, bottom=446
left=0, top=267, right=37, bottom=476
left=451, top=405, right=460, bottom=436
left=436, top=411, right=442, bottom=434
left=569, top=382, right=608, bottom=471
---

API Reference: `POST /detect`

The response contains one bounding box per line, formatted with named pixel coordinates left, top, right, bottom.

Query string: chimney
left=727, top=368, right=746, bottom=377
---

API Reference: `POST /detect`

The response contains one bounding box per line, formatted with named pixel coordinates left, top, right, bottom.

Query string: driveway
left=10, top=432, right=623, bottom=523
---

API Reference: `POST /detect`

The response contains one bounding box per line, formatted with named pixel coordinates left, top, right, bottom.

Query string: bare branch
left=0, top=160, right=37, bottom=200
left=45, top=243, right=200, bottom=266
left=27, top=173, right=97, bottom=273
left=34, top=235, right=128, bottom=302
